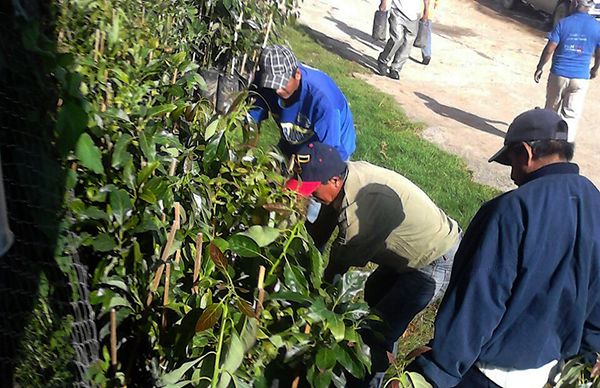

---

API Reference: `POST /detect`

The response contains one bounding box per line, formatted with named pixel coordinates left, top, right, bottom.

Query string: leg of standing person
left=544, top=73, right=567, bottom=114
left=559, top=78, right=589, bottom=143
left=389, top=15, right=419, bottom=77
left=421, top=21, right=432, bottom=65
left=378, top=8, right=406, bottom=75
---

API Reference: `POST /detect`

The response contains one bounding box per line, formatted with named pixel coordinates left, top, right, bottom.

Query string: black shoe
left=377, top=62, right=389, bottom=76
left=388, top=69, right=400, bottom=80
left=422, top=56, right=431, bottom=65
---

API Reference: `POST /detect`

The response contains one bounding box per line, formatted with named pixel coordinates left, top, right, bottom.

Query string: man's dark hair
left=528, top=139, right=574, bottom=161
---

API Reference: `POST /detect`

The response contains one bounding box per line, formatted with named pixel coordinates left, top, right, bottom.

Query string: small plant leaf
left=235, top=298, right=256, bottom=318
left=316, top=347, right=336, bottom=370
left=147, top=103, right=177, bottom=117
left=76, top=133, right=104, bottom=174
left=208, top=242, right=228, bottom=271
left=238, top=225, right=280, bottom=247
left=195, top=304, right=223, bottom=332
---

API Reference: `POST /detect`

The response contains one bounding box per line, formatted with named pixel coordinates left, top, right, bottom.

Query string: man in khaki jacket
left=287, top=142, right=461, bottom=387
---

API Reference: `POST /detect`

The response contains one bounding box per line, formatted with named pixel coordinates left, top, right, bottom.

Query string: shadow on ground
left=415, top=92, right=508, bottom=137
left=298, top=24, right=381, bottom=72
left=475, top=0, right=550, bottom=34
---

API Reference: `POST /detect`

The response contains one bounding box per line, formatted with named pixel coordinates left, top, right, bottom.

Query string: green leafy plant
left=556, top=356, right=600, bottom=388
left=51, top=0, right=373, bottom=386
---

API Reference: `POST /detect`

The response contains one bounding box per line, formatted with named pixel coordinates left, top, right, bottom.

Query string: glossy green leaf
left=204, top=119, right=219, bottom=140
left=220, top=331, right=244, bottom=376
left=407, top=372, right=434, bottom=388
left=283, top=262, right=308, bottom=295
left=136, top=161, right=160, bottom=185
left=238, top=225, right=280, bottom=247
left=159, top=357, right=204, bottom=385
left=228, top=234, right=259, bottom=257
left=110, top=189, right=132, bottom=225
left=111, top=133, right=133, bottom=167
left=92, top=233, right=117, bottom=252
left=147, top=103, right=177, bottom=117
left=326, top=315, right=345, bottom=342
left=57, top=98, right=87, bottom=156
left=76, top=133, right=104, bottom=174
left=316, top=347, right=336, bottom=370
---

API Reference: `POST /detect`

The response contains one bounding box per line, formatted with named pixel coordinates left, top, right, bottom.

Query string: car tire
left=552, top=1, right=570, bottom=27
left=501, top=0, right=516, bottom=9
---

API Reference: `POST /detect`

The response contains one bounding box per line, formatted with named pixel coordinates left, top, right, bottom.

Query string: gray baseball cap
left=257, top=45, right=299, bottom=90
left=489, top=108, right=569, bottom=165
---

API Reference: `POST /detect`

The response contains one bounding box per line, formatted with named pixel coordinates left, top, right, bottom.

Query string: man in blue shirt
left=248, top=45, right=356, bottom=161
left=534, top=0, right=600, bottom=142
left=408, top=109, right=600, bottom=387
left=249, top=45, right=356, bottom=247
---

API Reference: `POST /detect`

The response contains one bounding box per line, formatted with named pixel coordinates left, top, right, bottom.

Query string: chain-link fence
left=0, top=1, right=99, bottom=386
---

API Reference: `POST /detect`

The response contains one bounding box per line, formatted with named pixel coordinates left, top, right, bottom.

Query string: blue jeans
left=348, top=238, right=460, bottom=387
left=421, top=21, right=432, bottom=59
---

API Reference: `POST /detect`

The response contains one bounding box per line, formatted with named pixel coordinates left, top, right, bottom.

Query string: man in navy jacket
left=409, top=108, right=600, bottom=387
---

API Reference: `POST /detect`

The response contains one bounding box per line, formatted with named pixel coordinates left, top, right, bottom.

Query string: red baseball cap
left=286, top=142, right=347, bottom=197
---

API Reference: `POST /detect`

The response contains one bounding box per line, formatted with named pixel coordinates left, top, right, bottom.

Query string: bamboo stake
left=110, top=308, right=117, bottom=367
left=99, top=30, right=106, bottom=56
left=261, top=13, right=273, bottom=49
left=192, top=233, right=203, bottom=294
left=147, top=202, right=181, bottom=306
left=174, top=249, right=181, bottom=265
left=161, top=263, right=171, bottom=329
left=168, top=158, right=178, bottom=177
left=255, top=265, right=266, bottom=317
left=93, top=29, right=101, bottom=62
left=291, top=324, right=312, bottom=388
left=231, top=10, right=244, bottom=76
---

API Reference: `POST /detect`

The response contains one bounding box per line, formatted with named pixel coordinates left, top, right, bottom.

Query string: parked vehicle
left=501, top=0, right=600, bottom=28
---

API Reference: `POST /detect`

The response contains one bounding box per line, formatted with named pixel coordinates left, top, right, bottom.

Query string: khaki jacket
left=330, top=161, right=460, bottom=274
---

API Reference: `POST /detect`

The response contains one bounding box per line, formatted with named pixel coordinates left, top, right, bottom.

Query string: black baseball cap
left=258, top=45, right=299, bottom=90
left=286, top=142, right=346, bottom=197
left=488, top=108, right=569, bottom=165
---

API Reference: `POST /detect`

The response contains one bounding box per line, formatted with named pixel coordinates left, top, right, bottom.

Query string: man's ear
left=522, top=142, right=535, bottom=165
left=294, top=68, right=301, bottom=81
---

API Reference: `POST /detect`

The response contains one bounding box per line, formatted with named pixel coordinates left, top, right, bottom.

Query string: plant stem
left=268, top=222, right=301, bottom=277
left=211, top=303, right=228, bottom=388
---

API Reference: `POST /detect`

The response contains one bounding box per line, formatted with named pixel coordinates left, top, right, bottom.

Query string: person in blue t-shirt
left=248, top=44, right=356, bottom=161
left=534, top=0, right=600, bottom=142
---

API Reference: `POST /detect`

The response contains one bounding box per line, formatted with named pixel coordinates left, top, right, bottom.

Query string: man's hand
left=379, top=0, right=388, bottom=11
left=592, top=356, right=600, bottom=378
left=534, top=69, right=543, bottom=83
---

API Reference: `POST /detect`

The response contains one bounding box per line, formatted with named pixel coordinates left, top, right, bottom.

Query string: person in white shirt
left=377, top=0, right=429, bottom=80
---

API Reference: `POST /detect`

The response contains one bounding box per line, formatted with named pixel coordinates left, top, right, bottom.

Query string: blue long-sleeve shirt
left=412, top=163, right=600, bottom=387
left=248, top=64, right=356, bottom=160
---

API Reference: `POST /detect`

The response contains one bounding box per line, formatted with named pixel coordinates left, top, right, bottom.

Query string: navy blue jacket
left=412, top=163, right=600, bottom=387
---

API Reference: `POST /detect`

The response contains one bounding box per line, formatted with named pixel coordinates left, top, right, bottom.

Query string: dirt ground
left=299, top=0, right=600, bottom=191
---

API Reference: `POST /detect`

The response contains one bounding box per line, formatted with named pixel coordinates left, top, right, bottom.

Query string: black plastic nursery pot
left=199, top=68, right=219, bottom=106
left=216, top=73, right=240, bottom=114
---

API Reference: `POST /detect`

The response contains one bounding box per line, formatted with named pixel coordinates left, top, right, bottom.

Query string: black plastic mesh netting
left=0, top=1, right=99, bottom=386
